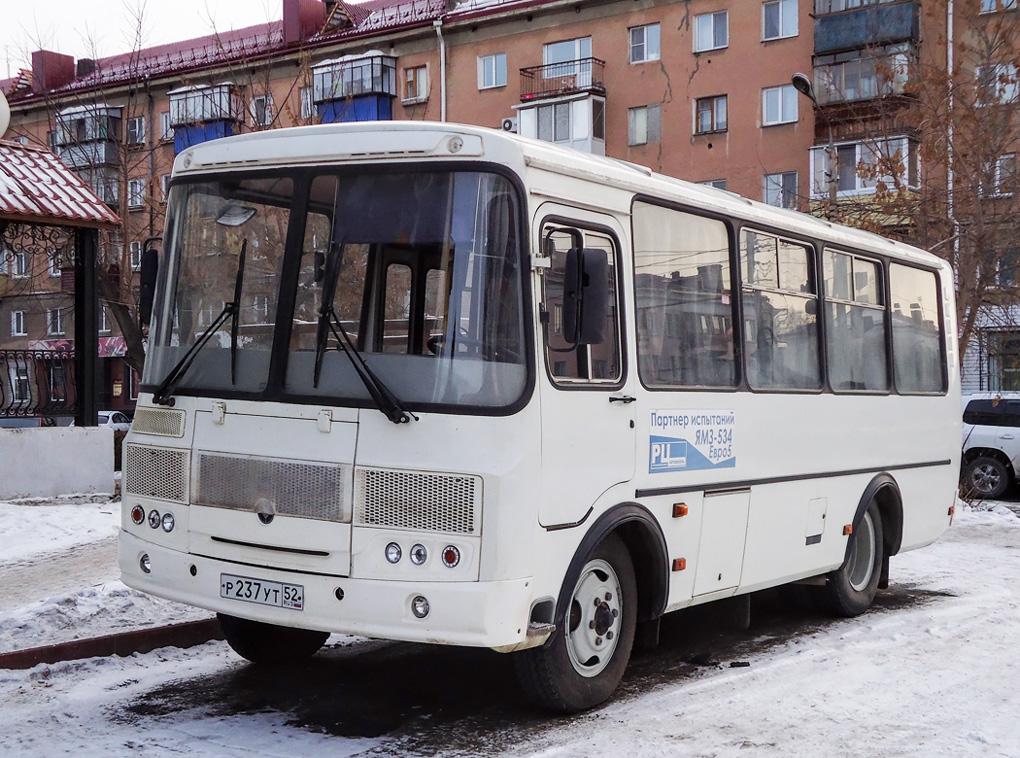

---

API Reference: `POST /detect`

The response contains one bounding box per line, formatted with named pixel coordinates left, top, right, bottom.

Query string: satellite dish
left=0, top=90, right=10, bottom=138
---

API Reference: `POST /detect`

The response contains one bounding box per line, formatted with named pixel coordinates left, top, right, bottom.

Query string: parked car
left=69, top=411, right=132, bottom=432
left=961, top=393, right=1020, bottom=498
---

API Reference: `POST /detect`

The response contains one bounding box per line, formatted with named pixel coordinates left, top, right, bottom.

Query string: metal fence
left=520, top=58, right=606, bottom=102
left=0, top=349, right=78, bottom=419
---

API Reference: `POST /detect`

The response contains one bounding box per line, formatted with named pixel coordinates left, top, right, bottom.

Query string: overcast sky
left=2, top=0, right=284, bottom=78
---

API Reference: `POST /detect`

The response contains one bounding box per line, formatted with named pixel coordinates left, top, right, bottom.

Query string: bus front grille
left=195, top=452, right=351, bottom=523
left=354, top=468, right=481, bottom=535
left=124, top=444, right=189, bottom=503
left=131, top=407, right=186, bottom=437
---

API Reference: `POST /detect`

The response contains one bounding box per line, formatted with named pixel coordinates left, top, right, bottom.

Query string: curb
left=0, top=618, right=224, bottom=671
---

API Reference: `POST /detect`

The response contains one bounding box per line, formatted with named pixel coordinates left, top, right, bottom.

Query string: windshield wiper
left=313, top=242, right=416, bottom=425
left=153, top=240, right=247, bottom=406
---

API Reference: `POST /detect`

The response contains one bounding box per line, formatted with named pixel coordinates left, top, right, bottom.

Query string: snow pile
left=0, top=497, right=120, bottom=564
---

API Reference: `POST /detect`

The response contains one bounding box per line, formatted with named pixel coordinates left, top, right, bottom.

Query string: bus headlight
left=148, top=510, right=161, bottom=529
left=411, top=595, right=430, bottom=618
left=409, top=544, right=428, bottom=565
left=161, top=512, right=175, bottom=533
left=385, top=542, right=402, bottom=564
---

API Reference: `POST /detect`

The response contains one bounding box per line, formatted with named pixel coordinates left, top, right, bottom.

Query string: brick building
left=1, top=0, right=1017, bottom=398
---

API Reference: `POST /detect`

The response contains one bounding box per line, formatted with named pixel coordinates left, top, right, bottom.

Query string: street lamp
left=792, top=72, right=838, bottom=219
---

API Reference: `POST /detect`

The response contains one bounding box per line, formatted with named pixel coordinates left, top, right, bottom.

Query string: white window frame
left=130, top=240, right=143, bottom=270
left=629, top=23, right=661, bottom=64
left=694, top=95, right=728, bottom=134
left=11, top=310, right=27, bottom=337
left=763, top=0, right=798, bottom=41
left=49, top=250, right=61, bottom=277
left=694, top=11, right=728, bottom=53
left=160, top=111, right=173, bottom=141
left=810, top=136, right=918, bottom=198
left=403, top=65, right=429, bottom=104
left=99, top=306, right=111, bottom=334
left=628, top=104, right=661, bottom=146
left=477, top=53, right=508, bottom=90
left=986, top=153, right=1017, bottom=197
left=47, top=307, right=65, bottom=336
left=9, top=364, right=30, bottom=402
left=698, top=179, right=728, bottom=190
left=299, top=87, right=314, bottom=120
left=762, top=84, right=798, bottom=125
left=764, top=171, right=799, bottom=209
left=161, top=174, right=171, bottom=203
left=12, top=251, right=29, bottom=278
left=127, top=178, right=146, bottom=209
left=250, top=94, right=274, bottom=127
left=127, top=115, right=146, bottom=145
left=977, top=63, right=1019, bottom=106
left=981, top=0, right=1018, bottom=12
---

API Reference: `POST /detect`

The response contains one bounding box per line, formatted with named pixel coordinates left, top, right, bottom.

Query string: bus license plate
left=220, top=573, right=304, bottom=611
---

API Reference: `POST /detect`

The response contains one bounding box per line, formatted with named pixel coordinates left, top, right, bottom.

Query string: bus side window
left=541, top=224, right=622, bottom=383
left=632, top=202, right=737, bottom=388
left=889, top=263, right=944, bottom=393
left=740, top=230, right=821, bottom=391
left=823, top=249, right=888, bottom=392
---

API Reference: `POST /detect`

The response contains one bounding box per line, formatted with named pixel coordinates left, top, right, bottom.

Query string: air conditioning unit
left=501, top=116, right=518, bottom=133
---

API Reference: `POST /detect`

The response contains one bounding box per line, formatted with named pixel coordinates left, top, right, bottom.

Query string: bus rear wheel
left=826, top=501, right=884, bottom=617
left=217, top=613, right=329, bottom=664
left=514, top=534, right=637, bottom=713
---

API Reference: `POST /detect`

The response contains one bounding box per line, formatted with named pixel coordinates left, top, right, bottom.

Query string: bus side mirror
left=139, top=247, right=159, bottom=329
left=563, top=248, right=608, bottom=346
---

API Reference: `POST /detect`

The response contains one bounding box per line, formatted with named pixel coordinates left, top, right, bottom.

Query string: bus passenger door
left=536, top=212, right=635, bottom=527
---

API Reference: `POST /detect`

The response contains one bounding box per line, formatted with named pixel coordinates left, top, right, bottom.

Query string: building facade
left=2, top=0, right=1017, bottom=399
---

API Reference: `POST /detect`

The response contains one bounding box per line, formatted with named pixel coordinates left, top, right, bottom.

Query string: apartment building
left=1, top=0, right=1017, bottom=398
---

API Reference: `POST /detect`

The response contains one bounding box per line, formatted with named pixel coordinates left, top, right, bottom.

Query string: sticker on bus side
left=649, top=411, right=735, bottom=473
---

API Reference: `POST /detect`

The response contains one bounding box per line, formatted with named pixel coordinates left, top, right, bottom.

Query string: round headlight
left=130, top=505, right=145, bottom=525
left=411, top=595, right=430, bottom=618
left=442, top=545, right=461, bottom=568
left=139, top=553, right=151, bottom=574
left=409, top=544, right=428, bottom=566
left=161, top=512, right=175, bottom=533
left=385, top=542, right=402, bottom=564
left=147, top=510, right=161, bottom=529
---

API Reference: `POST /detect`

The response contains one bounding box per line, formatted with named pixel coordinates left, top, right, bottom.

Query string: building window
left=764, top=171, right=799, bottom=208
left=250, top=94, right=274, bottom=127
left=127, top=178, right=146, bottom=209
left=99, top=306, right=111, bottom=334
left=537, top=101, right=572, bottom=143
left=977, top=63, right=1019, bottom=106
left=126, top=115, right=146, bottom=145
left=160, top=111, right=173, bottom=141
left=695, top=95, right=727, bottom=134
left=10, top=365, right=30, bottom=403
left=47, top=308, right=65, bottom=336
left=48, top=364, right=67, bottom=403
left=985, top=154, right=1017, bottom=197
left=12, top=251, right=29, bottom=278
left=299, top=87, right=314, bottom=120
left=161, top=174, right=171, bottom=203
left=628, top=104, right=661, bottom=146
left=997, top=247, right=1019, bottom=288
left=12, top=135, right=29, bottom=145
left=813, top=44, right=911, bottom=105
left=762, top=84, right=798, bottom=125
left=981, top=0, right=1018, bottom=12
left=763, top=0, right=798, bottom=40
left=815, top=0, right=904, bottom=13
left=694, top=11, right=728, bottom=53
left=478, top=53, right=507, bottom=89
left=49, top=250, right=62, bottom=277
left=699, top=179, right=727, bottom=190
left=404, top=65, right=429, bottom=103
left=542, top=37, right=593, bottom=87
left=11, top=310, right=27, bottom=337
left=630, top=24, right=661, bottom=63
left=130, top=241, right=143, bottom=270
left=811, top=136, right=918, bottom=197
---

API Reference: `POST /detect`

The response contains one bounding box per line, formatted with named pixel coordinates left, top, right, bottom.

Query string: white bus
left=120, top=122, right=960, bottom=712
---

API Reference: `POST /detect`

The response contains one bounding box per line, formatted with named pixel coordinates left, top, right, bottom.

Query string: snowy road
left=1, top=503, right=1019, bottom=756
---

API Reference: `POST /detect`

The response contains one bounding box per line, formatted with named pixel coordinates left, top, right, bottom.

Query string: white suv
left=961, top=393, right=1020, bottom=499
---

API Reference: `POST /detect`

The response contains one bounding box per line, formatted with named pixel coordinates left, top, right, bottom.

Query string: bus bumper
left=119, top=531, right=534, bottom=650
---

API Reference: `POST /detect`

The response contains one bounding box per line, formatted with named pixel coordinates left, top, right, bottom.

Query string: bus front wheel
left=217, top=613, right=329, bottom=664
left=514, top=534, right=637, bottom=713
left=826, top=501, right=884, bottom=617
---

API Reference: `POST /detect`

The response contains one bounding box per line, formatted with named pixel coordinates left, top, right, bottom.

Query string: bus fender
left=846, top=473, right=903, bottom=590
left=551, top=503, right=670, bottom=642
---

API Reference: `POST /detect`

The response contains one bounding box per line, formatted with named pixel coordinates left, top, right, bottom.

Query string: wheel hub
left=593, top=600, right=615, bottom=637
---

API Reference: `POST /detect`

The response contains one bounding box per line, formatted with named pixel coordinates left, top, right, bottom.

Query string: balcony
left=57, top=141, right=120, bottom=170
left=814, top=2, right=918, bottom=55
left=520, top=58, right=605, bottom=102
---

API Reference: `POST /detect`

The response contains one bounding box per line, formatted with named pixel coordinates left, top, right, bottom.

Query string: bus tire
left=217, top=613, right=329, bottom=664
left=514, top=534, right=637, bottom=713
left=826, top=501, right=884, bottom=617
left=962, top=456, right=1009, bottom=499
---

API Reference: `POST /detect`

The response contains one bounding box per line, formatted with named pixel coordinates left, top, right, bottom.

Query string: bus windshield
left=144, top=169, right=528, bottom=412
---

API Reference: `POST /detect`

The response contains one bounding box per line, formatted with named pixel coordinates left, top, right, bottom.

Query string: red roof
left=0, top=140, right=121, bottom=229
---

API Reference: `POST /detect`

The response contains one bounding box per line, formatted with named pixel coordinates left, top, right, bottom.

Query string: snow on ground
left=0, top=499, right=1019, bottom=756
left=0, top=495, right=119, bottom=564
